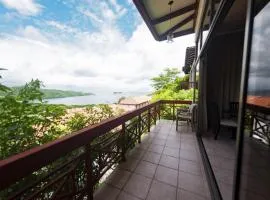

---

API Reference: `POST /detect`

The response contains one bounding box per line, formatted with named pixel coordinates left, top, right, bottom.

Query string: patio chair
left=208, top=102, right=237, bottom=140
left=176, top=104, right=197, bottom=131
left=223, top=101, right=239, bottom=119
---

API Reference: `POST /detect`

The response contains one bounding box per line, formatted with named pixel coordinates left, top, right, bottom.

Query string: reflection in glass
left=240, top=2, right=270, bottom=200
left=201, top=30, right=244, bottom=200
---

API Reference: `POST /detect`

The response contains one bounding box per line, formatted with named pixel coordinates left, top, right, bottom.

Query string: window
left=239, top=1, right=270, bottom=199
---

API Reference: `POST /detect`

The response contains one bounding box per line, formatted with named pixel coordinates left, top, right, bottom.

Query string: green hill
left=0, top=87, right=94, bottom=99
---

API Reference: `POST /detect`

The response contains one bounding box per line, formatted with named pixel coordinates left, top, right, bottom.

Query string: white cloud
left=0, top=0, right=195, bottom=93
left=17, top=25, right=48, bottom=42
left=78, top=0, right=127, bottom=27
left=77, top=8, right=104, bottom=24
left=0, top=0, right=43, bottom=16
left=109, top=0, right=122, bottom=12
left=46, top=21, right=78, bottom=34
left=0, top=22, right=195, bottom=93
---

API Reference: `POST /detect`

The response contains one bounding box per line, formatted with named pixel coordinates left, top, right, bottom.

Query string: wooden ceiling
left=133, top=0, right=198, bottom=41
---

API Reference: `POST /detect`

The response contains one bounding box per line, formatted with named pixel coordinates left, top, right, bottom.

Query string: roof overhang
left=133, top=0, right=198, bottom=41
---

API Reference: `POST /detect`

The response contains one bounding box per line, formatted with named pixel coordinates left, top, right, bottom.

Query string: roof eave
left=133, top=0, right=161, bottom=41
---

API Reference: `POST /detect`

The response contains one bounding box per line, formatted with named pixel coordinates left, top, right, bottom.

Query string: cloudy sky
left=248, top=2, right=270, bottom=95
left=0, top=0, right=195, bottom=93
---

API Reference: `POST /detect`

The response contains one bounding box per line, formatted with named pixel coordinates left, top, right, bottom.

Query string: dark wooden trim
left=192, top=0, right=235, bottom=71
left=133, top=0, right=160, bottom=41
left=193, top=0, right=199, bottom=33
left=160, top=14, right=195, bottom=39
left=151, top=3, right=196, bottom=25
left=197, top=136, right=222, bottom=200
left=195, top=0, right=210, bottom=43
left=210, top=0, right=215, bottom=22
left=160, top=100, right=192, bottom=104
left=254, top=0, right=269, bottom=15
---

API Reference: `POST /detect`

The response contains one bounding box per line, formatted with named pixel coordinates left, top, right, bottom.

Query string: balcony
left=94, top=120, right=210, bottom=200
left=0, top=100, right=210, bottom=200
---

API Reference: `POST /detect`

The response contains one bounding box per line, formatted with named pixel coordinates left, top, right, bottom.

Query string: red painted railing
left=0, top=100, right=191, bottom=199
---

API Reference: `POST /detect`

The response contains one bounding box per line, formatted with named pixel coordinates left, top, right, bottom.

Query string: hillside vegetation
left=0, top=79, right=123, bottom=159
left=0, top=87, right=93, bottom=99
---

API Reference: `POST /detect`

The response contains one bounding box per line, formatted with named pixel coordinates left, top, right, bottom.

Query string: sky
left=0, top=0, right=195, bottom=93
left=248, top=2, right=270, bottom=95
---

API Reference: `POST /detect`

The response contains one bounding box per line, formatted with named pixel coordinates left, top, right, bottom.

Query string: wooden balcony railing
left=0, top=100, right=191, bottom=200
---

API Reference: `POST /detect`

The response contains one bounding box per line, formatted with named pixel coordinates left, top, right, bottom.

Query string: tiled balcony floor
left=203, top=130, right=270, bottom=200
left=94, top=120, right=210, bottom=200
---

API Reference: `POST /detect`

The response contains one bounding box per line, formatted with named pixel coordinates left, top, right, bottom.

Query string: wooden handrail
left=0, top=100, right=191, bottom=190
left=160, top=100, right=192, bottom=104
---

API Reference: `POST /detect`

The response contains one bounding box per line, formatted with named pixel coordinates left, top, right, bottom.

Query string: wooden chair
left=208, top=102, right=237, bottom=140
left=176, top=104, right=197, bottom=131
left=223, top=101, right=239, bottom=119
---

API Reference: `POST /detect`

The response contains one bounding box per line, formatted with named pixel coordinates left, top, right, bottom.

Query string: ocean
left=46, top=92, right=149, bottom=105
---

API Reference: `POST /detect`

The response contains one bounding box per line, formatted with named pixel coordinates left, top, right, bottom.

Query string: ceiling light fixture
left=167, top=0, right=174, bottom=43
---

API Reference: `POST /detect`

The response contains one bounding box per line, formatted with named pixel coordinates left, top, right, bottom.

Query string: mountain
left=0, top=87, right=94, bottom=99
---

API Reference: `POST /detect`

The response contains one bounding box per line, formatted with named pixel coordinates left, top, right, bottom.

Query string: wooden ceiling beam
left=151, top=3, right=196, bottom=25
left=161, top=14, right=195, bottom=38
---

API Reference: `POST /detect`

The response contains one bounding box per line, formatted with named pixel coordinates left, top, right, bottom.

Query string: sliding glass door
left=238, top=1, right=270, bottom=199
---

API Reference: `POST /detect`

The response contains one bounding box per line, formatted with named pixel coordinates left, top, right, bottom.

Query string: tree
left=0, top=79, right=66, bottom=159
left=151, top=68, right=196, bottom=102
left=151, top=68, right=179, bottom=91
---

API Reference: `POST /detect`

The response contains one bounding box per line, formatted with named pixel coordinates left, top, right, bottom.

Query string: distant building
left=118, top=96, right=151, bottom=109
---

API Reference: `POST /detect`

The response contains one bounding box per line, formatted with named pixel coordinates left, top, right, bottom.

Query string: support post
left=121, top=123, right=126, bottom=161
left=158, top=103, right=161, bottom=120
left=138, top=115, right=142, bottom=143
left=84, top=144, right=93, bottom=200
left=154, top=105, right=157, bottom=125
left=173, top=102, right=175, bottom=121
left=249, top=112, right=255, bottom=137
left=147, top=109, right=151, bottom=132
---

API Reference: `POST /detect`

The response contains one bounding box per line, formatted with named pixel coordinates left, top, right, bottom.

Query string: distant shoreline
left=0, top=87, right=95, bottom=99
left=44, top=93, right=94, bottom=100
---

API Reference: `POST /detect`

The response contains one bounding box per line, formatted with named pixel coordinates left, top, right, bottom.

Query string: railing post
left=158, top=103, right=161, bottom=120
left=154, top=105, right=157, bottom=125
left=84, top=144, right=94, bottom=200
left=121, top=123, right=126, bottom=161
left=249, top=112, right=255, bottom=137
left=138, top=115, right=142, bottom=143
left=147, top=108, right=151, bottom=132
left=173, top=102, right=175, bottom=121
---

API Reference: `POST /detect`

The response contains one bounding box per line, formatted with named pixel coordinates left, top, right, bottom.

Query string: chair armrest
left=177, top=108, right=189, bottom=114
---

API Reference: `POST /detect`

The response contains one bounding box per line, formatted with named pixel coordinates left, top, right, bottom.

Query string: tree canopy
left=151, top=68, right=180, bottom=90
left=151, top=67, right=196, bottom=102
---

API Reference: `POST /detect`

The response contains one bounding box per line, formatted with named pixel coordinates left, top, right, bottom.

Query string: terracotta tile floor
left=94, top=120, right=210, bottom=200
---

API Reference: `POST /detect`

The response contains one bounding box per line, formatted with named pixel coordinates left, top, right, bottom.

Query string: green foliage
left=40, top=89, right=93, bottom=99
left=67, top=113, right=88, bottom=132
left=0, top=79, right=123, bottom=160
left=0, top=87, right=93, bottom=99
left=152, top=88, right=196, bottom=102
left=151, top=68, right=196, bottom=101
left=0, top=80, right=66, bottom=159
left=151, top=68, right=197, bottom=119
left=151, top=68, right=180, bottom=90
